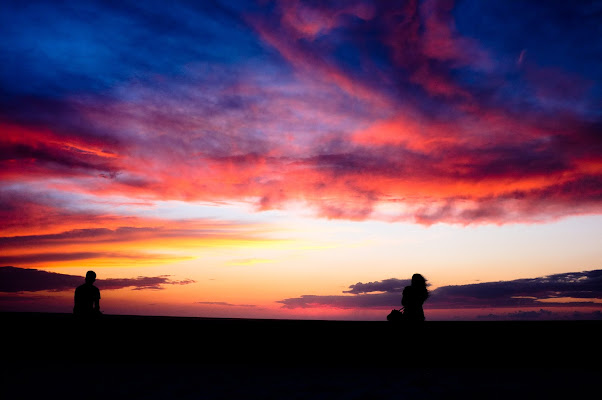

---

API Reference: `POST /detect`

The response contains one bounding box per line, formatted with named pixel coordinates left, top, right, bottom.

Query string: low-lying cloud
left=0, top=266, right=195, bottom=292
left=278, top=269, right=602, bottom=310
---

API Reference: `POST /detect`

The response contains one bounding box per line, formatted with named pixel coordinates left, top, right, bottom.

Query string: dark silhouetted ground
left=2, top=312, right=600, bottom=399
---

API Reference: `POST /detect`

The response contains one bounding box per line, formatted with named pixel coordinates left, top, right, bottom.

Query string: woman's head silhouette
left=411, top=273, right=426, bottom=287
left=411, top=273, right=429, bottom=299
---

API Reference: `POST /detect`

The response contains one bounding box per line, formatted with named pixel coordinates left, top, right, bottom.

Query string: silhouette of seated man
left=400, top=273, right=429, bottom=322
left=73, top=270, right=101, bottom=318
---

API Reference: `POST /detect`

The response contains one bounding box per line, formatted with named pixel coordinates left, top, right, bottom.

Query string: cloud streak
left=0, top=252, right=190, bottom=266
left=195, top=301, right=257, bottom=308
left=0, top=185, right=282, bottom=268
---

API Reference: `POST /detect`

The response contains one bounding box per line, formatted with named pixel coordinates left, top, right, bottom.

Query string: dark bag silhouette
left=387, top=308, right=404, bottom=322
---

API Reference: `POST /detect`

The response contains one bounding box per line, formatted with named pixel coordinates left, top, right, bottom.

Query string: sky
left=1, top=0, right=601, bottom=320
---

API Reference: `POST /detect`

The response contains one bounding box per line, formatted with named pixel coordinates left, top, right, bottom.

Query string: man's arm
left=94, top=288, right=101, bottom=313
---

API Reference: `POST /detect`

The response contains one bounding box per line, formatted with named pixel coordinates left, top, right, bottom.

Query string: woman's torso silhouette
left=401, top=285, right=427, bottom=321
left=401, top=274, right=429, bottom=321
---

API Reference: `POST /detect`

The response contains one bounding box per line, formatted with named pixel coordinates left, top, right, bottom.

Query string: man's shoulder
left=76, top=283, right=99, bottom=292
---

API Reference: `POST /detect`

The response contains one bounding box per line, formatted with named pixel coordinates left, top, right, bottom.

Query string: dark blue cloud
left=0, top=266, right=194, bottom=292
left=343, top=278, right=411, bottom=294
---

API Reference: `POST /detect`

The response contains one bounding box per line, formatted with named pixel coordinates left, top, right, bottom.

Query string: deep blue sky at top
left=1, top=1, right=266, bottom=96
left=2, top=0, right=600, bottom=118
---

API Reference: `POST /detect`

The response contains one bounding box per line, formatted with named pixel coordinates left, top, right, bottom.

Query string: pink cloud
left=1, top=1, right=599, bottom=226
left=279, top=0, right=375, bottom=40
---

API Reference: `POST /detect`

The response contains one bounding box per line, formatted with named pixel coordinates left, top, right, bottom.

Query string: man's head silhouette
left=85, top=270, right=96, bottom=284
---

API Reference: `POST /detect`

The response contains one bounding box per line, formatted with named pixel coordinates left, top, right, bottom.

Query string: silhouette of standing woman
left=401, top=274, right=429, bottom=321
left=73, top=270, right=101, bottom=318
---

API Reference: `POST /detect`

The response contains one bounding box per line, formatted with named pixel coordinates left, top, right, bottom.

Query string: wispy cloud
left=195, top=301, right=257, bottom=308
left=225, top=258, right=276, bottom=267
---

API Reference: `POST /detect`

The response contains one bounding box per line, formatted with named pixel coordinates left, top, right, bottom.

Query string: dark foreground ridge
left=3, top=312, right=601, bottom=366
left=3, top=312, right=600, bottom=399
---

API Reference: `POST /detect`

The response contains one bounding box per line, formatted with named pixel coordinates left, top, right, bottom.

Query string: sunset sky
left=1, top=0, right=601, bottom=320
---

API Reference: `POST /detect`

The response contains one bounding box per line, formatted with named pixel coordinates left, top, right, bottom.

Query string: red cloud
left=0, top=122, right=122, bottom=181
left=279, top=0, right=374, bottom=40
left=1, top=1, right=600, bottom=226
